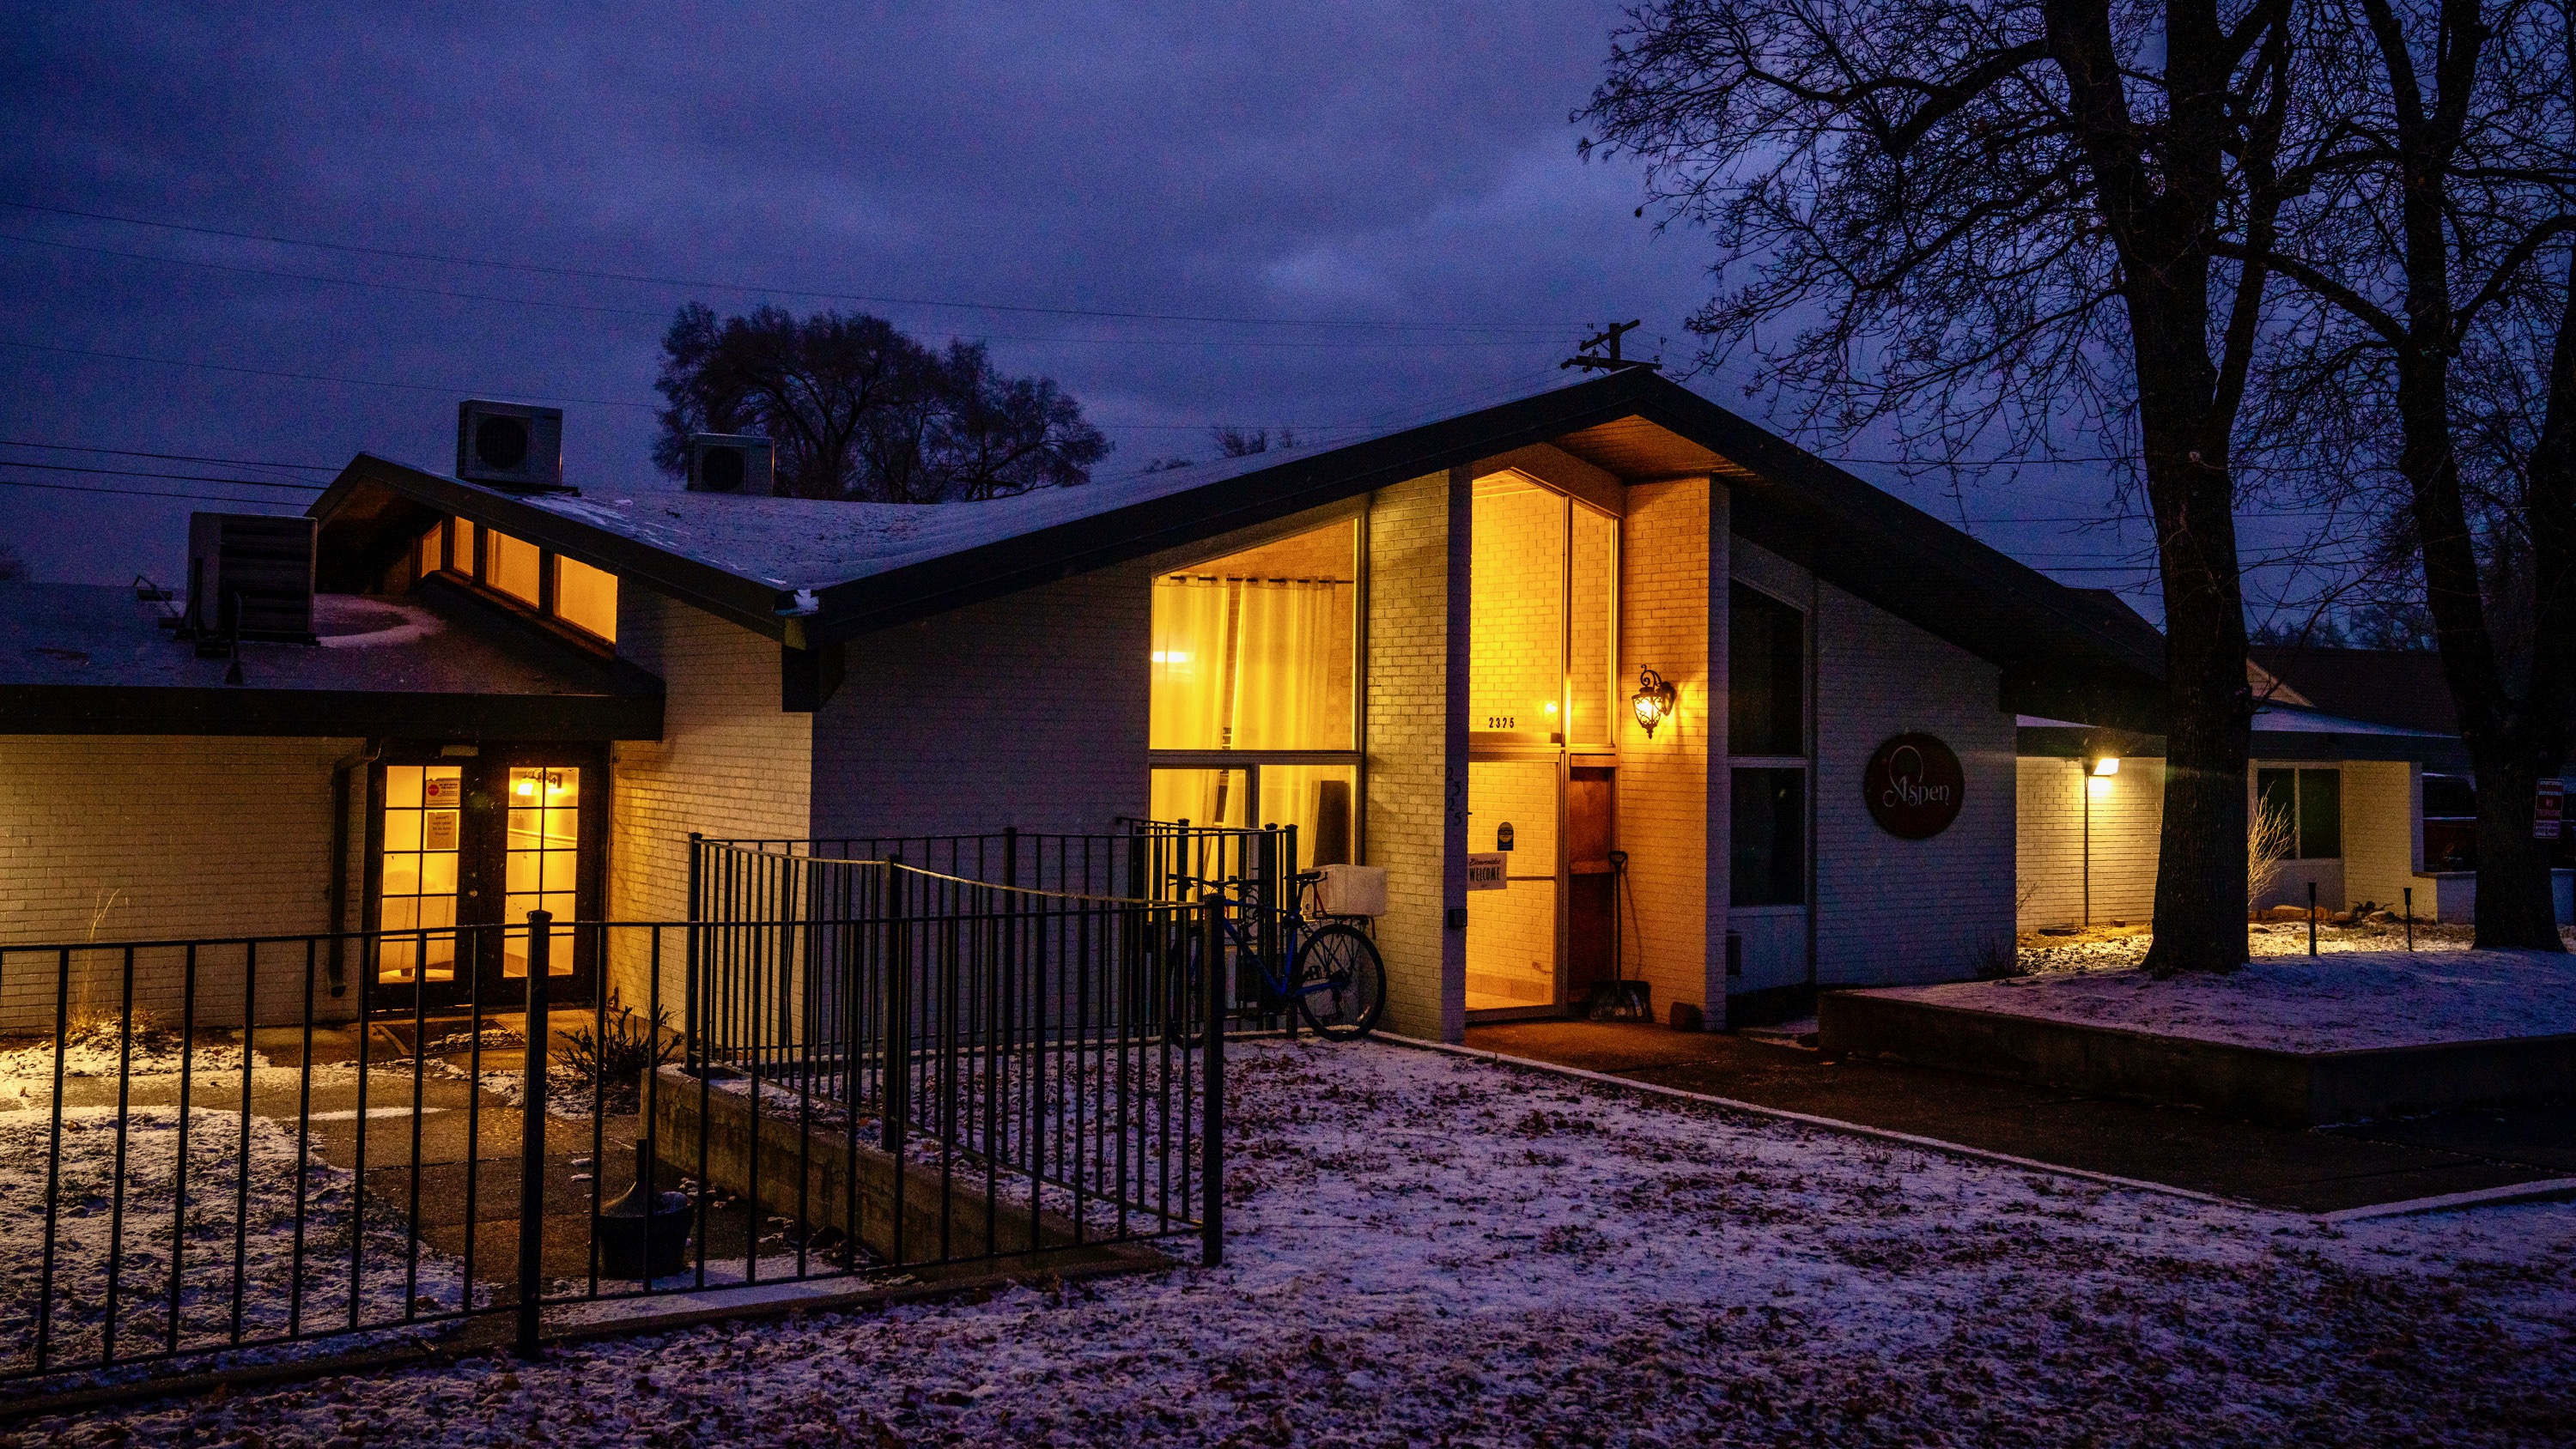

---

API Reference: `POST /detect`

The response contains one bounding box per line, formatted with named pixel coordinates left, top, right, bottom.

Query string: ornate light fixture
left=1631, top=667, right=1678, bottom=738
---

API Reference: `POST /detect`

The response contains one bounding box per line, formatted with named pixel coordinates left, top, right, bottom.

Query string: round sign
left=1863, top=733, right=1965, bottom=840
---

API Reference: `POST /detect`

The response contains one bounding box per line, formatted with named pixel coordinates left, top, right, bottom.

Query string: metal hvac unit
left=185, top=512, right=317, bottom=646
left=456, top=398, right=566, bottom=491
left=687, top=433, right=776, bottom=495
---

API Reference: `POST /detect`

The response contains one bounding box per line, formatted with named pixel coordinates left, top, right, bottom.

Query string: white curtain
left=1230, top=580, right=1339, bottom=749
left=1150, top=579, right=1230, bottom=749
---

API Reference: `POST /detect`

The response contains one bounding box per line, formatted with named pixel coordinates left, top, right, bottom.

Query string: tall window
left=2257, top=767, right=2342, bottom=859
left=1728, top=584, right=1807, bottom=907
left=503, top=766, right=580, bottom=977
left=1149, top=519, right=1359, bottom=869
left=489, top=530, right=543, bottom=606
left=553, top=555, right=618, bottom=640
left=379, top=764, right=463, bottom=985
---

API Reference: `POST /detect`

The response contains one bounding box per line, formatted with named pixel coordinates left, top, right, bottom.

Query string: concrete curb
left=2314, top=1176, right=2576, bottom=1223
left=1374, top=1032, right=2263, bottom=1212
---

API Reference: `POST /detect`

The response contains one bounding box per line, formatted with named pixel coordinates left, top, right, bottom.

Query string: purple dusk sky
left=0, top=3, right=2165, bottom=607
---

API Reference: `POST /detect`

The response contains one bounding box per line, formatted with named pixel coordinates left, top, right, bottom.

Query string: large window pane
left=1730, top=767, right=1806, bottom=906
left=1150, top=522, right=1356, bottom=749
left=1467, top=758, right=1559, bottom=1010
left=1470, top=474, right=1565, bottom=735
left=1567, top=505, right=1618, bottom=745
left=489, top=530, right=542, bottom=606
left=377, top=763, right=462, bottom=985
left=1149, top=768, right=1249, bottom=829
left=2297, top=767, right=2342, bottom=859
left=1263, top=764, right=1359, bottom=870
left=1729, top=584, right=1804, bottom=755
left=553, top=555, right=618, bottom=640
left=501, top=766, right=579, bottom=977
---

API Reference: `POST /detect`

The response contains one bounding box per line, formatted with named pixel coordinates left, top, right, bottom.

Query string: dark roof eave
left=309, top=458, right=792, bottom=641
left=0, top=684, right=664, bottom=741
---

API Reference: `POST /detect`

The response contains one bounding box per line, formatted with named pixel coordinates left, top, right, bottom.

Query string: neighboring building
left=3, top=371, right=2165, bottom=1036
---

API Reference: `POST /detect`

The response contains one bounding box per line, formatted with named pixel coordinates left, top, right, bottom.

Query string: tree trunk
left=2464, top=743, right=2561, bottom=946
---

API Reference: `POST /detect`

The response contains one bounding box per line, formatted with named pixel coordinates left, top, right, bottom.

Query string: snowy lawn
left=21, top=1037, right=2575, bottom=1447
left=1875, top=949, right=2576, bottom=1052
left=0, top=1107, right=465, bottom=1379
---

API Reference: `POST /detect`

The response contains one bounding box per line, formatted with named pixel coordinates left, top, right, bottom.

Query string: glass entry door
left=370, top=746, right=602, bottom=1012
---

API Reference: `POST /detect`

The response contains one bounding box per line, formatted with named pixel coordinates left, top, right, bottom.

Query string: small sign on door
left=1466, top=852, right=1509, bottom=891
left=2538, top=779, right=2564, bottom=840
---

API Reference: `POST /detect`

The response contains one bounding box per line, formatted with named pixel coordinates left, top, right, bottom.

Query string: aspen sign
left=1863, top=733, right=1965, bottom=840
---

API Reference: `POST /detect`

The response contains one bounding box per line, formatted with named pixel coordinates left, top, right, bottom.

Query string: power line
left=0, top=233, right=1571, bottom=352
left=0, top=476, right=304, bottom=507
left=1, top=199, right=1578, bottom=334
left=0, top=458, right=326, bottom=490
left=0, top=338, right=656, bottom=409
left=0, top=438, right=337, bottom=472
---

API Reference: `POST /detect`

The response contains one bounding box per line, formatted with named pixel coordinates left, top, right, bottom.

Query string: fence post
left=2404, top=886, right=2415, bottom=950
left=685, top=834, right=703, bottom=1070
left=2307, top=880, right=2318, bottom=956
left=883, top=857, right=909, bottom=1155
left=1258, top=825, right=1282, bottom=1037
left=516, top=910, right=552, bottom=1359
left=1201, top=898, right=1225, bottom=1268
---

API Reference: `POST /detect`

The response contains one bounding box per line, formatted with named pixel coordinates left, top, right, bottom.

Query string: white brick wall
left=1364, top=471, right=1456, bottom=1040
left=2337, top=761, right=2422, bottom=912
left=0, top=735, right=368, bottom=1029
left=2016, top=755, right=2164, bottom=930
left=1619, top=477, right=1714, bottom=1018
left=606, top=591, right=813, bottom=1008
left=1812, top=577, right=2018, bottom=985
left=811, top=566, right=1150, bottom=839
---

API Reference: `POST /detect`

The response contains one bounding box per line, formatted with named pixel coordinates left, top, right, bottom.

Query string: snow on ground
left=1884, top=947, right=2576, bottom=1052
left=0, top=1107, right=465, bottom=1379
left=2013, top=919, right=2576, bottom=974
left=21, top=1039, right=2575, bottom=1447
left=0, top=1016, right=263, bottom=1096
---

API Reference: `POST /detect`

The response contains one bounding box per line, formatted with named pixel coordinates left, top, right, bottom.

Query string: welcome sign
left=1863, top=733, right=1965, bottom=840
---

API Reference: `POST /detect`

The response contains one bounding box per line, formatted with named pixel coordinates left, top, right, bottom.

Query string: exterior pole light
left=2090, top=755, right=2120, bottom=776
left=1631, top=668, right=1678, bottom=738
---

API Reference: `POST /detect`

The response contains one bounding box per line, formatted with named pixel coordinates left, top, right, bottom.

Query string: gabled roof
left=2247, top=646, right=2458, bottom=737
left=311, top=370, right=2170, bottom=725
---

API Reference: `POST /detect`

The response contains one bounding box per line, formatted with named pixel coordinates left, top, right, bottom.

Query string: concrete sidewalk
left=1464, top=1020, right=2576, bottom=1213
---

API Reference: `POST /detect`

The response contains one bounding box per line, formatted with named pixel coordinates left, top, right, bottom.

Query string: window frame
left=414, top=513, right=618, bottom=650
left=1145, top=509, right=1369, bottom=866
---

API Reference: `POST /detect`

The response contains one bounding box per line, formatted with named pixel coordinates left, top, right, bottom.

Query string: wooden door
left=1564, top=767, right=1617, bottom=999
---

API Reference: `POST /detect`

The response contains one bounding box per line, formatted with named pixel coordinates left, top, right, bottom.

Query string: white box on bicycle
left=1314, top=864, right=1388, bottom=918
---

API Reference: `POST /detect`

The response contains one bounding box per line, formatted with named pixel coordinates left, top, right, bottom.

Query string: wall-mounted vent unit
left=456, top=399, right=566, bottom=491
left=688, top=433, right=776, bottom=495
left=185, top=512, right=316, bottom=646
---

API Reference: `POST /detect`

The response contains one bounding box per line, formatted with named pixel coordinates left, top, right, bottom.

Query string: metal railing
left=0, top=881, right=1225, bottom=1390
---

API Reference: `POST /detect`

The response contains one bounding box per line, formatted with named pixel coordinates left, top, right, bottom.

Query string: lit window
left=417, top=523, right=445, bottom=577
left=378, top=764, right=462, bottom=985
left=489, top=530, right=542, bottom=606
left=503, top=767, right=580, bottom=978
left=454, top=518, right=480, bottom=578
left=1150, top=521, right=1356, bottom=750
left=553, top=555, right=617, bottom=641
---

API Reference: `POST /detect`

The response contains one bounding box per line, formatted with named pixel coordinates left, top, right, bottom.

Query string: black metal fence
left=0, top=852, right=1230, bottom=1390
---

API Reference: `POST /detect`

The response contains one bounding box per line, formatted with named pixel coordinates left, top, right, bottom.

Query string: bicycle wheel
left=1293, top=923, right=1387, bottom=1040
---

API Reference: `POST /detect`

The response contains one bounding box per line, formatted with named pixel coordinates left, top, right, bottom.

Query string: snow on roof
left=418, top=427, right=1358, bottom=591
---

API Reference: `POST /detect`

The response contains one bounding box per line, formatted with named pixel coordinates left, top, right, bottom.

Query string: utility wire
left=1, top=199, right=1578, bottom=334
left=0, top=233, right=1570, bottom=350
left=0, top=338, right=656, bottom=409
left=0, top=458, right=325, bottom=490
left=0, top=438, right=337, bottom=471
left=0, top=476, right=303, bottom=506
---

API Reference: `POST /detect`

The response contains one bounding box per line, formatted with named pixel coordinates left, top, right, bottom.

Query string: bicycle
left=1170, top=869, right=1388, bottom=1040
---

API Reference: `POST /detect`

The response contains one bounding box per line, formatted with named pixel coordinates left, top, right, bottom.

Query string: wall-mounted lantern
left=2090, top=755, right=2120, bottom=777
left=1631, top=668, right=1678, bottom=738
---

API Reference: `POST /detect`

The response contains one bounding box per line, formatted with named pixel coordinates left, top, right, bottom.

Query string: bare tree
left=1582, top=0, right=2306, bottom=973
left=2231, top=0, right=2575, bottom=947
left=653, top=305, right=1109, bottom=503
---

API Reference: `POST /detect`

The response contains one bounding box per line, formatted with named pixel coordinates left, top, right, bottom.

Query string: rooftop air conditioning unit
left=456, top=399, right=566, bottom=491
left=185, top=512, right=316, bottom=648
left=688, top=433, right=776, bottom=495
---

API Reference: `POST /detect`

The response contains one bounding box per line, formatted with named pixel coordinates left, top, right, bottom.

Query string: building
left=2, top=370, right=2167, bottom=1038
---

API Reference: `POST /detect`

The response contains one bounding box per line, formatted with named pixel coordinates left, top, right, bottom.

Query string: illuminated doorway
left=1465, top=470, right=1619, bottom=1016
left=368, top=745, right=604, bottom=1011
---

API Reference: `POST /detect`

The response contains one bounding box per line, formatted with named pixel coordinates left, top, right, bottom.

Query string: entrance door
left=1564, top=766, right=1617, bottom=1001
left=369, top=746, right=603, bottom=1012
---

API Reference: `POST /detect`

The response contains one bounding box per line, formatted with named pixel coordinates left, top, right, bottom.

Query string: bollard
left=2403, top=887, right=2415, bottom=950
left=2307, top=881, right=2318, bottom=956
left=516, top=910, right=552, bottom=1359
left=1201, top=899, right=1225, bottom=1269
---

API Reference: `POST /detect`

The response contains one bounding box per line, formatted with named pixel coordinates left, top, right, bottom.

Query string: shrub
left=551, top=992, right=677, bottom=1110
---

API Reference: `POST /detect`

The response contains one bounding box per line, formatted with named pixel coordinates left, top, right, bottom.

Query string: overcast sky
left=0, top=3, right=2166, bottom=604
